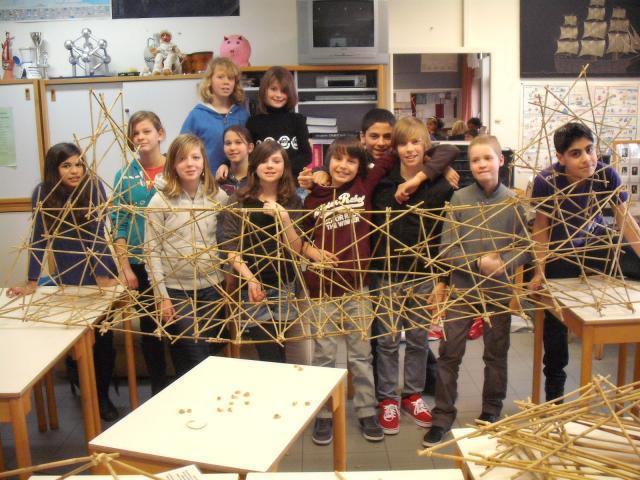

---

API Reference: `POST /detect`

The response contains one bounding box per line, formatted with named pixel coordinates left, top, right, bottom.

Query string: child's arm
left=88, top=181, right=118, bottom=282
left=262, top=200, right=303, bottom=254
left=222, top=197, right=265, bottom=302
left=363, top=153, right=397, bottom=196
left=479, top=201, right=532, bottom=279
left=297, top=167, right=330, bottom=190
left=290, top=115, right=312, bottom=178
left=9, top=186, right=46, bottom=296
left=144, top=197, right=174, bottom=322
left=395, top=145, right=460, bottom=204
left=110, top=169, right=138, bottom=287
left=529, top=211, right=551, bottom=291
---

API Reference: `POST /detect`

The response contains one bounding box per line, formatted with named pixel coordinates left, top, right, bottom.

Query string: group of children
left=7, top=57, right=640, bottom=449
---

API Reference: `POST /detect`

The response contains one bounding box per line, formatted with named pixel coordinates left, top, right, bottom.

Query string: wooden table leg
left=33, top=381, right=47, bottom=433
left=594, top=344, right=604, bottom=360
left=580, top=326, right=594, bottom=386
left=74, top=331, right=97, bottom=444
left=532, top=308, right=544, bottom=403
left=0, top=430, right=5, bottom=472
left=331, top=377, right=347, bottom=472
left=634, top=343, right=640, bottom=383
left=617, top=344, right=628, bottom=387
left=45, top=372, right=58, bottom=430
left=9, top=397, right=32, bottom=480
left=122, top=318, right=139, bottom=410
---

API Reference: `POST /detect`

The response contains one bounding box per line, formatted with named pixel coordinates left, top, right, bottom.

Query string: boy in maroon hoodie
left=299, top=136, right=452, bottom=445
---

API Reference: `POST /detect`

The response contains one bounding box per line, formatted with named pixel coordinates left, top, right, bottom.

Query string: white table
left=0, top=285, right=125, bottom=479
left=89, top=356, right=348, bottom=475
left=247, top=470, right=464, bottom=479
left=531, top=276, right=640, bottom=402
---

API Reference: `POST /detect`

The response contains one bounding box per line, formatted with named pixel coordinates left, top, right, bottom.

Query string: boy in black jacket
left=371, top=116, right=458, bottom=434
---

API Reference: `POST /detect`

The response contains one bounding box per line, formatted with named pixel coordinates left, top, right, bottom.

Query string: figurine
left=2, top=32, right=15, bottom=80
left=151, top=30, right=182, bottom=75
left=219, top=35, right=251, bottom=67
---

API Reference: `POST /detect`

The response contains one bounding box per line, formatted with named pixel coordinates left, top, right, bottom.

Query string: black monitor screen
left=312, top=0, right=374, bottom=48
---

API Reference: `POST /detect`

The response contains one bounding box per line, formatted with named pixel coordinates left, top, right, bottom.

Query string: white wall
left=0, top=0, right=298, bottom=77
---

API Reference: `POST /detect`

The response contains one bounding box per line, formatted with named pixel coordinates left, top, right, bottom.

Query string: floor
left=0, top=330, right=637, bottom=475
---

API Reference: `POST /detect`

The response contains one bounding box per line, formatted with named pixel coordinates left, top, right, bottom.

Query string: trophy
left=30, top=31, right=43, bottom=66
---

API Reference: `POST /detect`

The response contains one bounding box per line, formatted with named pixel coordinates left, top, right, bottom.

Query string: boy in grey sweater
left=422, top=135, right=532, bottom=446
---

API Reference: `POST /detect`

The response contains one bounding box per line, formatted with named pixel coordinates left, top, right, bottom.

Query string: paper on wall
left=0, top=108, right=16, bottom=168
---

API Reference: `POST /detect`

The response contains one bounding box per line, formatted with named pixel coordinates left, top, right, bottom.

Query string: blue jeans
left=239, top=285, right=297, bottom=363
left=165, top=285, right=225, bottom=378
left=375, top=275, right=434, bottom=401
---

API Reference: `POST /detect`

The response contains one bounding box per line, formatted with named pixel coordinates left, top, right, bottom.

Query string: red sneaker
left=378, top=398, right=400, bottom=434
left=401, top=394, right=432, bottom=427
left=468, top=317, right=484, bottom=340
left=428, top=325, right=443, bottom=341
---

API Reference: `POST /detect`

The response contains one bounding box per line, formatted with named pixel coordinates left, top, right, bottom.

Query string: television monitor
left=297, top=0, right=389, bottom=64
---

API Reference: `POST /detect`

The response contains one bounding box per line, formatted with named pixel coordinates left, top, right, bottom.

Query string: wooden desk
left=247, top=470, right=464, bottom=479
left=0, top=286, right=125, bottom=479
left=531, top=276, right=640, bottom=403
left=89, top=357, right=347, bottom=475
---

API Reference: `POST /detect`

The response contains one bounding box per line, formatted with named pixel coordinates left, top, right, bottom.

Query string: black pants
left=93, top=327, right=115, bottom=403
left=131, top=263, right=168, bottom=395
left=543, top=242, right=640, bottom=401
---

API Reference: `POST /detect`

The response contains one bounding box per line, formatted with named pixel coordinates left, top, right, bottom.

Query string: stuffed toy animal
left=219, top=35, right=251, bottom=66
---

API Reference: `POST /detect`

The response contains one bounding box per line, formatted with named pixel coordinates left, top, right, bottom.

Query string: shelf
left=298, top=87, right=377, bottom=92
left=299, top=100, right=378, bottom=105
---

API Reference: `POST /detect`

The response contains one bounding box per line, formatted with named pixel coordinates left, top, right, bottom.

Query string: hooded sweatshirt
left=145, top=178, right=228, bottom=298
left=181, top=103, right=249, bottom=172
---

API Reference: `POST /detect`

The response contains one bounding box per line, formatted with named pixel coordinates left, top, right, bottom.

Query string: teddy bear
left=219, top=35, right=251, bottom=67
left=151, top=30, right=182, bottom=75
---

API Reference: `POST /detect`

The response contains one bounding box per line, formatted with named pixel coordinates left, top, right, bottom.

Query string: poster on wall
left=111, top=0, right=239, bottom=19
left=520, top=0, right=640, bottom=78
left=520, top=82, right=639, bottom=171
left=0, top=0, right=110, bottom=21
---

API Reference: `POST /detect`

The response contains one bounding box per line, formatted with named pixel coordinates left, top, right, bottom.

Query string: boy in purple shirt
left=529, top=122, right=640, bottom=402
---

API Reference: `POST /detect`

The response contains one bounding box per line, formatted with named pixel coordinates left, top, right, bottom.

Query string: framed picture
left=112, top=0, right=239, bottom=19
left=520, top=0, right=640, bottom=78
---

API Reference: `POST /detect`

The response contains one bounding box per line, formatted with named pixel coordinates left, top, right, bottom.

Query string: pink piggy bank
left=219, top=35, right=251, bottom=66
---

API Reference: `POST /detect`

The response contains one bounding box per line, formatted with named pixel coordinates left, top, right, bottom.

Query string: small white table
left=247, top=470, right=464, bottom=479
left=89, top=356, right=348, bottom=475
left=0, top=285, right=125, bottom=480
left=531, top=276, right=640, bottom=402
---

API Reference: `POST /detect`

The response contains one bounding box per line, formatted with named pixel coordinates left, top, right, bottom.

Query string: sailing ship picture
left=521, top=0, right=640, bottom=77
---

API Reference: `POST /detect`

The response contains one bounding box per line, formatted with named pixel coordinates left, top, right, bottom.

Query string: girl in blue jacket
left=181, top=57, right=249, bottom=172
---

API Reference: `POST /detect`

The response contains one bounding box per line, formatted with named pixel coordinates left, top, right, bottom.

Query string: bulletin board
left=0, top=80, right=44, bottom=212
left=519, top=81, right=640, bottom=173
